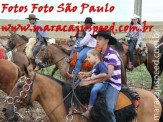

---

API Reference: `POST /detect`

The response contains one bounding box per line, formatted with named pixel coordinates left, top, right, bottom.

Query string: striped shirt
left=103, top=46, right=122, bottom=91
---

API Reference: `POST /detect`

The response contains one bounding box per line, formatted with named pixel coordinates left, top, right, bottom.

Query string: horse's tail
left=159, top=98, right=163, bottom=122
left=159, top=53, right=163, bottom=75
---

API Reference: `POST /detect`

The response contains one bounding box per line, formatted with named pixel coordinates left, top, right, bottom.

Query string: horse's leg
left=51, top=66, right=58, bottom=76
left=144, top=62, right=155, bottom=89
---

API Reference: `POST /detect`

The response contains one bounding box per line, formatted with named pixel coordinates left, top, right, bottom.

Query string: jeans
left=106, top=84, right=119, bottom=122
left=33, top=43, right=44, bottom=58
left=72, top=47, right=92, bottom=75
left=69, top=47, right=83, bottom=59
left=89, top=83, right=108, bottom=105
left=127, top=40, right=137, bottom=65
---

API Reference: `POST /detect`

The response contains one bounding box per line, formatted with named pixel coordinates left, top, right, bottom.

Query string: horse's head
left=2, top=66, right=36, bottom=121
left=7, top=30, right=28, bottom=50
left=7, top=33, right=17, bottom=50
left=35, top=41, right=54, bottom=66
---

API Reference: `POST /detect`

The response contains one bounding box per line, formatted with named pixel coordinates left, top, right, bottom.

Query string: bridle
left=36, top=45, right=67, bottom=67
left=5, top=72, right=36, bottom=121
left=5, top=73, right=88, bottom=122
left=8, top=34, right=27, bottom=52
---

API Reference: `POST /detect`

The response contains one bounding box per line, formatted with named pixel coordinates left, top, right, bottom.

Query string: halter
left=36, top=45, right=67, bottom=67
left=5, top=72, right=36, bottom=121
left=5, top=73, right=88, bottom=122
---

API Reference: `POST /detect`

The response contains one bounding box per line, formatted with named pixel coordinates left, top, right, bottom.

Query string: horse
left=2, top=66, right=163, bottom=122
left=0, top=42, right=30, bottom=72
left=158, top=36, right=163, bottom=74
left=7, top=30, right=57, bottom=71
left=0, top=59, right=22, bottom=95
left=35, top=38, right=163, bottom=89
left=7, top=30, right=28, bottom=52
left=7, top=30, right=163, bottom=89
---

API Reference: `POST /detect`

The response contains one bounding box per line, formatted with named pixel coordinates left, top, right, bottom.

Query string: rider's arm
left=91, top=73, right=107, bottom=80
left=136, top=25, right=143, bottom=45
left=80, top=65, right=114, bottom=86
left=78, top=31, right=92, bottom=47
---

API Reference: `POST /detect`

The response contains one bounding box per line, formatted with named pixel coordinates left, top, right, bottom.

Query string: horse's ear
left=43, top=38, right=48, bottom=46
left=8, top=28, right=16, bottom=35
left=23, top=65, right=29, bottom=77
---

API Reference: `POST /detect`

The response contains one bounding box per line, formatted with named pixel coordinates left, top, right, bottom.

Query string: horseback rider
left=72, top=17, right=97, bottom=78
left=78, top=49, right=109, bottom=118
left=126, top=14, right=143, bottom=70
left=79, top=30, right=121, bottom=122
left=25, top=14, right=49, bottom=70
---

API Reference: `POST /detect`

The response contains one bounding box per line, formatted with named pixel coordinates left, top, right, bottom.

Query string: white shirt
left=78, top=26, right=97, bottom=47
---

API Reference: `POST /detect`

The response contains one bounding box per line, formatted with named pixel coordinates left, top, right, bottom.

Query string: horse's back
left=132, top=88, right=162, bottom=122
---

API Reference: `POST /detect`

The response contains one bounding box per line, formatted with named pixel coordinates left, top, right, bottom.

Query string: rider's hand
left=72, top=46, right=75, bottom=50
left=35, top=42, right=40, bottom=47
left=85, top=77, right=91, bottom=81
left=78, top=72, right=85, bottom=80
left=136, top=44, right=139, bottom=49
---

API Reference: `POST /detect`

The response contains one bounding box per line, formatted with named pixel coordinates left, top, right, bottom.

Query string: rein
left=12, top=42, right=27, bottom=52
left=5, top=73, right=87, bottom=121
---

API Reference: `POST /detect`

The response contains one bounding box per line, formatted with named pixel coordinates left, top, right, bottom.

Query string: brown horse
left=36, top=43, right=73, bottom=83
left=158, top=36, right=163, bottom=73
left=2, top=67, right=163, bottom=122
left=0, top=42, right=30, bottom=72
left=36, top=39, right=162, bottom=89
left=0, top=59, right=22, bottom=95
left=7, top=30, right=28, bottom=52
left=7, top=31, right=163, bottom=88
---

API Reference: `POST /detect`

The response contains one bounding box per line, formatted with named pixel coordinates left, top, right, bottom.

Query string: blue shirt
left=92, top=61, right=108, bottom=76
left=34, top=21, right=49, bottom=43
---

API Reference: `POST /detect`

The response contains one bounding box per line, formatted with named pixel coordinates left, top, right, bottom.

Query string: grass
left=38, top=64, right=163, bottom=96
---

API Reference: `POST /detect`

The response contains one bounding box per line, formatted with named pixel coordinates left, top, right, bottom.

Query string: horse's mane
left=114, top=40, right=124, bottom=51
left=38, top=73, right=137, bottom=122
left=51, top=44, right=70, bottom=54
left=20, top=35, right=29, bottom=42
left=159, top=36, right=163, bottom=44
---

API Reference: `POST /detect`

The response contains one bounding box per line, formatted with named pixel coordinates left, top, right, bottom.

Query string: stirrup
left=34, top=66, right=40, bottom=71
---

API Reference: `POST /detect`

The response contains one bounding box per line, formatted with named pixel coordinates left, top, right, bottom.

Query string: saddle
left=121, top=41, right=148, bottom=70
left=64, top=84, right=140, bottom=122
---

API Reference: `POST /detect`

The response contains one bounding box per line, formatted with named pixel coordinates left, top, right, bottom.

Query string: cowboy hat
left=93, top=30, right=117, bottom=45
left=25, top=14, right=39, bottom=20
left=83, top=17, right=96, bottom=24
left=131, top=14, right=140, bottom=19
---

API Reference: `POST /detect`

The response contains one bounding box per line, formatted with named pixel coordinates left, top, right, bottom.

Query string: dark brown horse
left=0, top=59, right=22, bottom=95
left=158, top=36, right=163, bottom=73
left=2, top=67, right=163, bottom=122
left=36, top=39, right=162, bottom=89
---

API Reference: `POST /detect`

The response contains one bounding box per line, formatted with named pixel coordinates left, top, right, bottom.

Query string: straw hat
left=25, top=14, right=39, bottom=20
left=131, top=14, right=140, bottom=19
